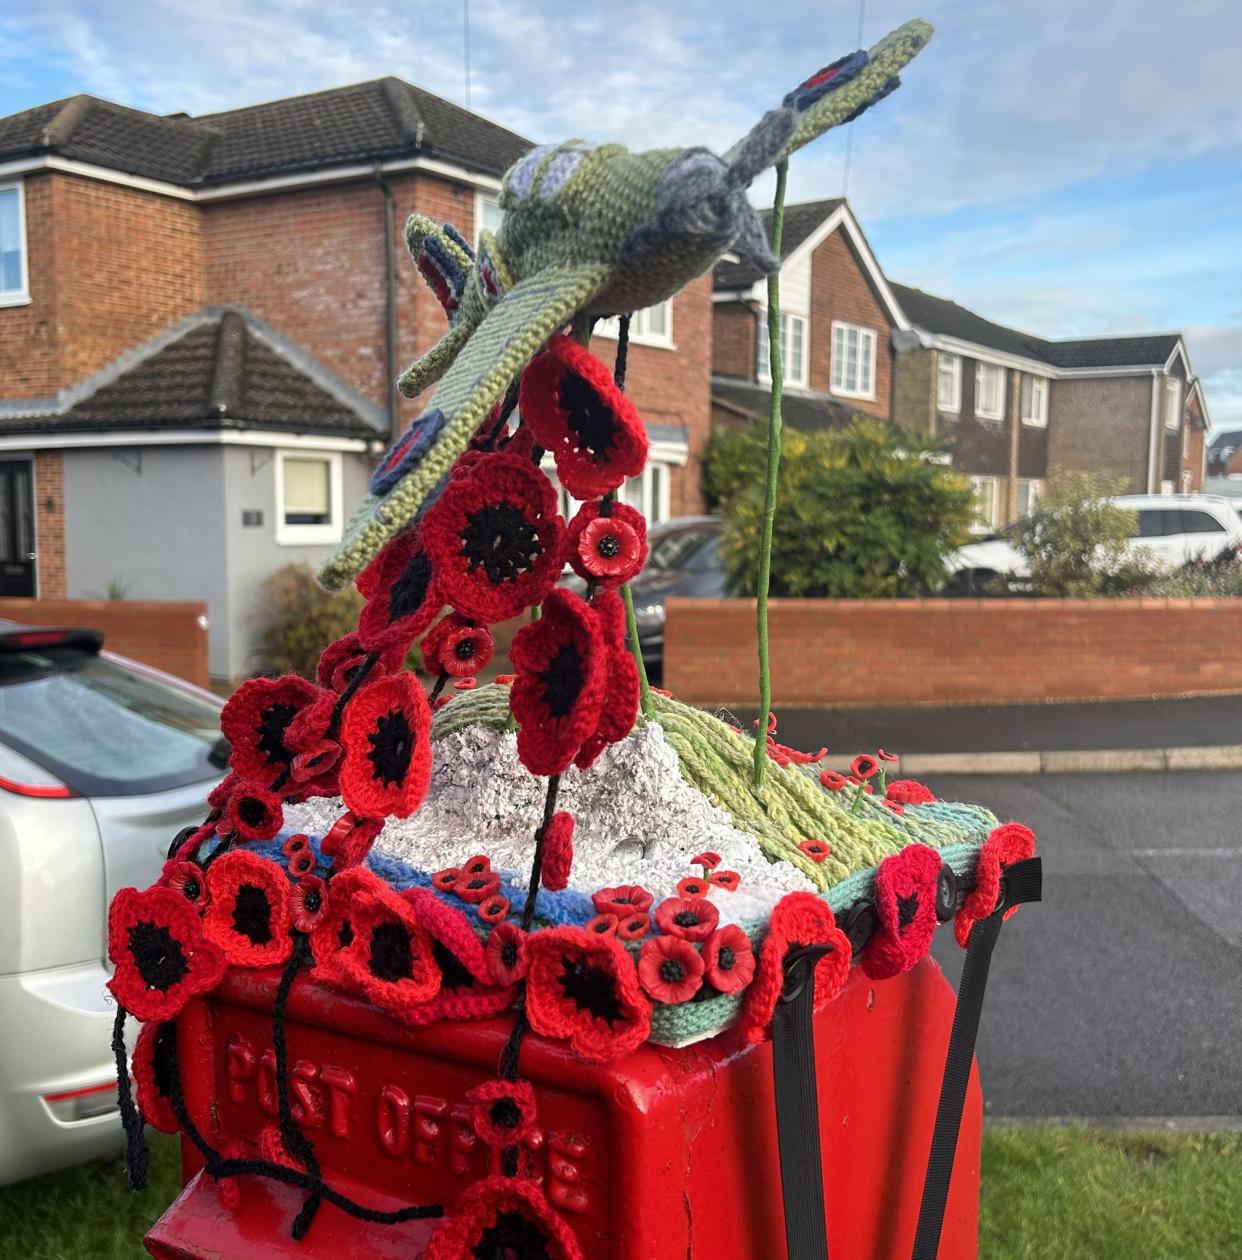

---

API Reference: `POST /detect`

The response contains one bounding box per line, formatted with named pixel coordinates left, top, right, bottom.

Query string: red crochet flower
left=456, top=869, right=502, bottom=904
left=356, top=527, right=441, bottom=656
left=338, top=673, right=432, bottom=819
left=638, top=934, right=704, bottom=1004
left=887, top=779, right=937, bottom=805
left=433, top=868, right=462, bottom=893
left=740, top=892, right=851, bottom=1044
left=454, top=677, right=477, bottom=692
left=799, top=839, right=831, bottom=862
left=222, top=781, right=285, bottom=842
left=132, top=1020, right=179, bottom=1134
left=820, top=769, right=849, bottom=792
left=616, top=913, right=652, bottom=941
left=851, top=754, right=880, bottom=780
left=509, top=589, right=608, bottom=776
left=676, top=876, right=709, bottom=900
left=422, top=453, right=564, bottom=623
left=540, top=811, right=575, bottom=892
left=878, top=748, right=899, bottom=763
left=709, top=870, right=741, bottom=891
left=463, top=855, right=491, bottom=876
left=955, top=823, right=1037, bottom=948
left=316, top=631, right=404, bottom=693
left=485, top=922, right=528, bottom=985
left=422, top=1176, right=585, bottom=1260
left=420, top=613, right=494, bottom=678
left=519, top=334, right=649, bottom=499
left=592, top=885, right=654, bottom=918
left=585, top=913, right=619, bottom=936
left=290, top=874, right=328, bottom=934
left=321, top=814, right=384, bottom=872
left=166, top=861, right=209, bottom=908
left=207, top=773, right=237, bottom=813
left=466, top=1079, right=538, bottom=1148
left=283, top=834, right=309, bottom=859
left=288, top=850, right=315, bottom=877
left=862, top=843, right=942, bottom=981
left=478, top=895, right=510, bottom=924
left=202, top=850, right=293, bottom=969
left=702, top=925, right=756, bottom=994
left=573, top=632, right=640, bottom=770
left=307, top=867, right=387, bottom=969
left=654, top=896, right=719, bottom=942
left=564, top=500, right=648, bottom=586
left=107, top=886, right=226, bottom=1021
left=220, top=674, right=318, bottom=783
left=525, top=926, right=651, bottom=1062
left=691, top=851, right=721, bottom=871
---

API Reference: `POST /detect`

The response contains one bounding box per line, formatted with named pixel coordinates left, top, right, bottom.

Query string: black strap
left=910, top=857, right=1042, bottom=1260
left=772, top=943, right=833, bottom=1260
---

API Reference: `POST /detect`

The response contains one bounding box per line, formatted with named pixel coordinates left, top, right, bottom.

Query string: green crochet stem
left=753, top=158, right=788, bottom=791
left=622, top=581, right=654, bottom=718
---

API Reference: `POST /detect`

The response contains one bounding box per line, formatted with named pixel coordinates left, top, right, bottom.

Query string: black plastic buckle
left=935, top=864, right=958, bottom=921
left=780, top=944, right=831, bottom=1003
left=166, top=824, right=199, bottom=861
left=839, top=900, right=878, bottom=955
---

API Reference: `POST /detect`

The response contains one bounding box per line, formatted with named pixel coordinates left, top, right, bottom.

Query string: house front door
left=0, top=460, right=36, bottom=597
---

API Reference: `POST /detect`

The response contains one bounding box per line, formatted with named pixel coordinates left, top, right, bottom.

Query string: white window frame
left=0, top=181, right=29, bottom=307
left=830, top=320, right=876, bottom=400
left=968, top=475, right=998, bottom=533
left=1164, top=377, right=1182, bottom=431
left=473, top=191, right=503, bottom=245
left=1016, top=478, right=1042, bottom=517
left=975, top=362, right=1006, bottom=420
left=937, top=351, right=961, bottom=413
left=595, top=302, right=675, bottom=350
left=1019, top=373, right=1048, bottom=428
left=543, top=457, right=673, bottom=526
left=274, top=449, right=343, bottom=546
left=757, top=311, right=808, bottom=388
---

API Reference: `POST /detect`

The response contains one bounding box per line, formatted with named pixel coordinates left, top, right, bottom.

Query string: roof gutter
left=371, top=163, right=398, bottom=440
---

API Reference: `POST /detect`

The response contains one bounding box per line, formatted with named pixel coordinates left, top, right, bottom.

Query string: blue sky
left=3, top=0, right=1239, bottom=428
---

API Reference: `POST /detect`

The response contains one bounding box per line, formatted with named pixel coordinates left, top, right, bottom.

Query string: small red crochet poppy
left=709, top=870, right=741, bottom=891
left=586, top=913, right=619, bottom=936
left=422, top=1176, right=585, bottom=1260
left=519, top=334, right=649, bottom=499
left=316, top=631, right=397, bottom=693
left=820, top=769, right=849, bottom=792
left=799, top=839, right=831, bottom=863
left=455, top=869, right=502, bottom=904
left=654, top=896, right=719, bottom=942
left=887, top=779, right=937, bottom=805
left=291, top=874, right=328, bottom=934
left=478, top=895, right=510, bottom=924
left=863, top=843, right=943, bottom=980
left=288, top=850, right=315, bottom=877
left=223, top=781, right=285, bottom=842
left=955, top=823, right=1037, bottom=948
left=564, top=500, right=648, bottom=587
left=432, top=868, right=462, bottom=893
left=691, top=851, right=721, bottom=871
left=454, top=677, right=477, bottom=692
left=485, top=921, right=528, bottom=985
left=207, top=773, right=237, bottom=813
left=307, top=867, right=386, bottom=969
left=132, top=1020, right=179, bottom=1134
left=166, top=860, right=209, bottom=909
left=851, top=754, right=880, bottom=781
left=525, top=926, right=651, bottom=1063
left=878, top=748, right=899, bottom=763
left=676, top=876, right=709, bottom=900
left=463, top=855, right=491, bottom=876
left=107, top=886, right=226, bottom=1021
left=466, top=1079, right=538, bottom=1148
left=702, top=925, right=756, bottom=994
left=573, top=637, right=640, bottom=770
left=616, top=913, right=652, bottom=941
left=540, top=811, right=575, bottom=892
left=202, top=850, right=293, bottom=969
left=421, top=453, right=564, bottom=623
left=321, top=814, right=384, bottom=872
left=638, top=934, right=704, bottom=1004
left=509, top=589, right=608, bottom=776
left=338, top=673, right=432, bottom=819
left=282, top=834, right=309, bottom=859
left=421, top=613, right=494, bottom=678
left=740, top=892, right=851, bottom=1044
left=592, top=884, right=654, bottom=918
left=220, top=674, right=319, bottom=785
left=404, top=888, right=492, bottom=989
left=356, top=526, right=441, bottom=656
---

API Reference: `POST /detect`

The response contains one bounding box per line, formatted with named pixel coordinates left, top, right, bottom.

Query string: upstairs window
left=937, top=351, right=961, bottom=412
left=475, top=192, right=503, bottom=242
left=0, top=183, right=27, bottom=305
left=975, top=362, right=1006, bottom=420
left=968, top=475, right=998, bottom=532
left=830, top=321, right=876, bottom=399
left=757, top=312, right=808, bottom=387
left=1019, top=373, right=1048, bottom=427
left=596, top=302, right=673, bottom=348
left=1164, top=377, right=1182, bottom=431
left=276, top=451, right=342, bottom=546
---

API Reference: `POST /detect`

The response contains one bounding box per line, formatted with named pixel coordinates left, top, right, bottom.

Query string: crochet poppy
left=283, top=834, right=309, bottom=859
left=887, top=779, right=936, bottom=805
left=676, top=876, right=709, bottom=900
left=820, top=770, right=850, bottom=793
left=540, top=811, right=575, bottom=892
left=851, top=754, right=880, bottom=780
left=592, top=884, right=654, bottom=918
left=478, top=895, right=510, bottom=924
left=955, top=823, right=1037, bottom=948
left=463, top=855, right=491, bottom=876
left=799, top=839, right=831, bottom=862
left=525, top=926, right=651, bottom=1063
left=288, top=850, right=315, bottom=877
left=466, top=1079, right=538, bottom=1148
left=223, top=781, right=285, bottom=842
left=564, top=500, right=648, bottom=586
left=702, top=925, right=756, bottom=994
left=420, top=613, right=494, bottom=678
left=485, top=922, right=528, bottom=985
left=456, top=869, right=502, bottom=904
left=691, top=851, right=721, bottom=871
left=321, top=814, right=385, bottom=872
left=453, top=677, right=477, bottom=692
left=878, top=748, right=899, bottom=763
left=220, top=674, right=318, bottom=784
left=338, top=673, right=432, bottom=819
left=573, top=637, right=640, bottom=770
left=307, top=867, right=388, bottom=969
left=509, top=589, right=608, bottom=776
left=316, top=631, right=404, bottom=694
left=862, top=843, right=942, bottom=981
left=422, top=1176, right=585, bottom=1260
left=319, top=888, right=440, bottom=1012
left=132, top=1020, right=179, bottom=1135
left=202, top=850, right=294, bottom=969
left=740, top=892, right=851, bottom=1044
left=107, top=886, right=226, bottom=1022
left=709, top=870, right=741, bottom=891
left=433, top=868, right=462, bottom=893
left=207, top=773, right=238, bottom=814
left=638, top=934, right=704, bottom=1004
left=291, top=875, right=328, bottom=934
left=166, top=860, right=209, bottom=909
left=422, top=453, right=564, bottom=623
left=654, top=896, right=719, bottom=942
left=586, top=913, right=619, bottom=936
left=356, top=527, right=441, bottom=656
left=616, top=913, right=652, bottom=941
left=519, top=334, right=649, bottom=498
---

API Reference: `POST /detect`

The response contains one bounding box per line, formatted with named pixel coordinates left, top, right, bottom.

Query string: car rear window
left=1178, top=510, right=1227, bottom=534
left=0, top=646, right=227, bottom=797
left=648, top=528, right=715, bottom=570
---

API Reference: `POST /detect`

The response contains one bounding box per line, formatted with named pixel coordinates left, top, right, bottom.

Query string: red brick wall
left=808, top=227, right=893, bottom=419
left=0, top=174, right=58, bottom=398
left=712, top=301, right=757, bottom=379
left=0, top=597, right=209, bottom=686
left=664, top=597, right=1242, bottom=706
left=34, top=451, right=65, bottom=598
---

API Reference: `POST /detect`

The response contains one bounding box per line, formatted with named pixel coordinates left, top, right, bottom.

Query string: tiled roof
left=711, top=376, right=856, bottom=432
left=0, top=78, right=532, bottom=186
left=0, top=308, right=384, bottom=438
left=1039, top=334, right=1182, bottom=370
left=714, top=198, right=845, bottom=290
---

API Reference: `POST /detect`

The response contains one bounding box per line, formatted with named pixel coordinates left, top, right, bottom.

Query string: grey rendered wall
left=62, top=445, right=232, bottom=675
left=1047, top=376, right=1153, bottom=493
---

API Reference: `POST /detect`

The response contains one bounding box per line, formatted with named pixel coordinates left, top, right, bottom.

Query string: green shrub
left=1010, top=473, right=1158, bottom=597
left=716, top=418, right=975, bottom=598
left=251, top=563, right=363, bottom=679
left=1144, top=553, right=1242, bottom=597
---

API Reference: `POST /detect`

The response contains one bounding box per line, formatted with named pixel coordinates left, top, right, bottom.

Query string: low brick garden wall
left=663, top=597, right=1242, bottom=706
left=0, top=598, right=210, bottom=688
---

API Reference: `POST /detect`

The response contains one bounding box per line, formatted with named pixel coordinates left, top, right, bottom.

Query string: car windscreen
left=0, top=646, right=227, bottom=797
left=647, top=527, right=715, bottom=571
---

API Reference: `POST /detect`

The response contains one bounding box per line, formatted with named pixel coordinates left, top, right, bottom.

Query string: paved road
left=924, top=771, right=1242, bottom=1121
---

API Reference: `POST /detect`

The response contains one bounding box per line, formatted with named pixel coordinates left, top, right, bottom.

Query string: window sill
left=830, top=385, right=876, bottom=402
left=275, top=525, right=343, bottom=547
left=937, top=404, right=961, bottom=415
left=0, top=291, right=31, bottom=308
left=975, top=410, right=1004, bottom=422
left=1020, top=417, right=1048, bottom=428
left=593, top=326, right=675, bottom=351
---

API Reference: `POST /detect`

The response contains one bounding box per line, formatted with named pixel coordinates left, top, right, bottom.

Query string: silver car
left=0, top=622, right=225, bottom=1185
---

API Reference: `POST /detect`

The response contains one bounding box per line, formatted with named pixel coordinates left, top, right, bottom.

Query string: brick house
left=0, top=80, right=708, bottom=678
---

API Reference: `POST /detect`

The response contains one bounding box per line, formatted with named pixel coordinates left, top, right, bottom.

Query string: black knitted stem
left=112, top=1004, right=149, bottom=1191
left=327, top=651, right=382, bottom=740
left=520, top=775, right=561, bottom=931
left=482, top=379, right=522, bottom=450
left=613, top=315, right=631, bottom=391
left=428, top=669, right=451, bottom=703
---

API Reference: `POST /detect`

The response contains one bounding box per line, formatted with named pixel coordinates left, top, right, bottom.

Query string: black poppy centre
left=367, top=709, right=415, bottom=787
left=461, top=502, right=541, bottom=584
left=237, top=795, right=271, bottom=828
left=257, top=702, right=299, bottom=766
left=559, top=373, right=618, bottom=462
left=473, top=1210, right=554, bottom=1260
left=715, top=946, right=736, bottom=972
left=673, top=909, right=701, bottom=930
left=128, top=920, right=190, bottom=992
left=538, top=643, right=584, bottom=718
left=369, top=921, right=414, bottom=981
left=557, top=955, right=622, bottom=1026
left=432, top=939, right=475, bottom=990
left=455, top=637, right=480, bottom=661
left=897, top=892, right=920, bottom=929
left=660, top=957, right=687, bottom=984
left=388, top=550, right=433, bottom=622
left=594, top=531, right=621, bottom=558
left=488, top=1096, right=523, bottom=1131
left=232, top=884, right=274, bottom=945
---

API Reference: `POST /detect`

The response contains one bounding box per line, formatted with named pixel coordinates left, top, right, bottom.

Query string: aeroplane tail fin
left=405, top=214, right=476, bottom=327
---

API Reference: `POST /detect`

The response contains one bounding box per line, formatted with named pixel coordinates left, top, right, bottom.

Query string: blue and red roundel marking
left=370, top=407, right=450, bottom=497
left=783, top=49, right=869, bottom=112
